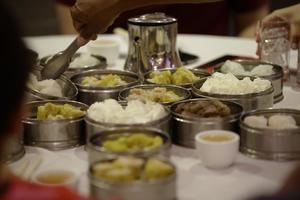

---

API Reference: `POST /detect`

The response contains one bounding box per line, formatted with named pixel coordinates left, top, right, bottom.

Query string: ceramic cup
left=195, top=130, right=239, bottom=169
left=87, top=39, right=120, bottom=66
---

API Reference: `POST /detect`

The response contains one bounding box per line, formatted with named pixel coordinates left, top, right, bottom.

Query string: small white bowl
left=195, top=130, right=239, bottom=169
left=87, top=39, right=119, bottom=66
left=32, top=169, right=78, bottom=189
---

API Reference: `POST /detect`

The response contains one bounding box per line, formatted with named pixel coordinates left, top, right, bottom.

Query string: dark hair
left=0, top=3, right=32, bottom=135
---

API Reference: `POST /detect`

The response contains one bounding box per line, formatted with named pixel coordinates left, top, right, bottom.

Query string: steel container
left=192, top=77, right=274, bottom=112
left=26, top=68, right=78, bottom=101
left=89, top=157, right=177, bottom=200
left=87, top=128, right=171, bottom=163
left=240, top=108, right=300, bottom=161
left=23, top=100, right=88, bottom=150
left=171, top=98, right=243, bottom=148
left=85, top=104, right=171, bottom=139
left=144, top=68, right=210, bottom=89
left=71, top=70, right=141, bottom=105
left=118, top=84, right=191, bottom=106
left=214, top=60, right=284, bottom=103
left=40, top=53, right=107, bottom=77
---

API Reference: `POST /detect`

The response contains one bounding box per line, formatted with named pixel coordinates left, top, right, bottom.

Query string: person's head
left=0, top=3, right=32, bottom=147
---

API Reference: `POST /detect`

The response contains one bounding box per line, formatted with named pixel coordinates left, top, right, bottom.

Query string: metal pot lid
left=128, top=13, right=177, bottom=26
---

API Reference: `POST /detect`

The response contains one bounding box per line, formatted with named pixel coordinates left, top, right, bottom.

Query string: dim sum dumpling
left=244, top=115, right=268, bottom=128
left=268, top=114, right=298, bottom=129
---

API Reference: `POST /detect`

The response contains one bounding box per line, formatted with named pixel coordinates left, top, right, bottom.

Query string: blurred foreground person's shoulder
left=250, top=164, right=300, bottom=200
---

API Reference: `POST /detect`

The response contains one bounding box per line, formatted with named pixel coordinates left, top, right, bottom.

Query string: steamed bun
left=268, top=114, right=298, bottom=129
left=244, top=115, right=268, bottom=128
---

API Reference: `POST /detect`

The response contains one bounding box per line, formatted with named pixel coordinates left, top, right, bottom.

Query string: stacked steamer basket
left=171, top=99, right=243, bottom=148
left=23, top=100, right=88, bottom=150
left=88, top=13, right=181, bottom=200
left=144, top=68, right=210, bottom=89
left=89, top=156, right=176, bottom=200
left=85, top=100, right=171, bottom=139
left=213, top=60, right=284, bottom=103
left=192, top=76, right=274, bottom=112
left=239, top=109, right=300, bottom=161
left=87, top=128, right=175, bottom=200
left=118, top=84, right=191, bottom=107
left=26, top=67, right=78, bottom=101
left=71, top=69, right=141, bottom=105
left=87, top=128, right=172, bottom=163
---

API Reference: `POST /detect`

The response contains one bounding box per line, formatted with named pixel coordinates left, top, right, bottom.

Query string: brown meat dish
left=175, top=100, right=231, bottom=118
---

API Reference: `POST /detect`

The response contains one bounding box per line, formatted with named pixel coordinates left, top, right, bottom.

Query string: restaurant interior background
left=3, top=0, right=300, bottom=37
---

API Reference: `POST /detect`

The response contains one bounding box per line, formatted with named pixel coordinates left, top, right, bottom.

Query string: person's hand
left=70, top=0, right=122, bottom=40
left=256, top=4, right=300, bottom=51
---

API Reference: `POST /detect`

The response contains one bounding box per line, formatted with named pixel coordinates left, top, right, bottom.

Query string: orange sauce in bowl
left=36, top=171, right=73, bottom=185
left=201, top=134, right=234, bottom=142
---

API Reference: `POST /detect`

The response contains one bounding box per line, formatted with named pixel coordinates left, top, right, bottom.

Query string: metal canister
left=125, top=13, right=182, bottom=74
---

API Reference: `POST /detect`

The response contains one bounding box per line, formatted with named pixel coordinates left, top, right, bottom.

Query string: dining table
left=9, top=33, right=300, bottom=200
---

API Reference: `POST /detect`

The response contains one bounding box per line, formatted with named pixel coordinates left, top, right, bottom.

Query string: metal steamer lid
left=128, top=13, right=177, bottom=26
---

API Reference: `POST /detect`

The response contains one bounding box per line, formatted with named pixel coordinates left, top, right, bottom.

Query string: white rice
left=69, top=53, right=100, bottom=69
left=27, top=74, right=63, bottom=97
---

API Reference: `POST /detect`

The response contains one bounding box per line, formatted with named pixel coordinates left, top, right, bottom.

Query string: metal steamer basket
left=171, top=99, right=243, bottom=148
left=87, top=128, right=171, bottom=163
left=192, top=77, right=274, bottom=112
left=40, top=53, right=107, bottom=77
left=26, top=68, right=78, bottom=101
left=85, top=103, right=171, bottom=139
left=89, top=157, right=177, bottom=200
left=23, top=100, right=88, bottom=150
left=240, top=109, right=300, bottom=161
left=214, top=60, right=284, bottom=103
left=118, top=84, right=191, bottom=107
left=71, top=70, right=141, bottom=105
left=144, top=68, right=210, bottom=89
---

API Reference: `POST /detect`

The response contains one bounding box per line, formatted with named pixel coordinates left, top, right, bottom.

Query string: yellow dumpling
left=37, top=103, right=85, bottom=120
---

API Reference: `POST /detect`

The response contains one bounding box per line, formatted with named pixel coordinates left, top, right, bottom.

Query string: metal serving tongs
left=41, top=36, right=85, bottom=80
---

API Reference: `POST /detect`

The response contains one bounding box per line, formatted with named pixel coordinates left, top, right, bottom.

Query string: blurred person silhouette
left=56, top=0, right=269, bottom=40
left=0, top=2, right=91, bottom=199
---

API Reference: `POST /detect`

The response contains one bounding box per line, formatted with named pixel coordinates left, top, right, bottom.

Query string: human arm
left=70, top=0, right=222, bottom=39
left=236, top=3, right=269, bottom=37
left=258, top=3, right=300, bottom=48
left=56, top=3, right=76, bottom=34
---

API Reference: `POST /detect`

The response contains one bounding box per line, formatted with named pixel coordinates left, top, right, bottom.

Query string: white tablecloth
left=9, top=34, right=300, bottom=200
